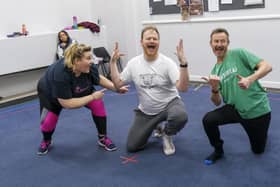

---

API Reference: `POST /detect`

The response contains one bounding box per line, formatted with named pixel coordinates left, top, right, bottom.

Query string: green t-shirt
left=211, top=48, right=271, bottom=119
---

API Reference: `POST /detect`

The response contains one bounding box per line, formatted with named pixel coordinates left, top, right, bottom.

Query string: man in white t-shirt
left=110, top=25, right=190, bottom=155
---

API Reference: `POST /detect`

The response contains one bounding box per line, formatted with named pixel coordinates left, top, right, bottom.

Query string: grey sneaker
left=162, top=133, right=175, bottom=155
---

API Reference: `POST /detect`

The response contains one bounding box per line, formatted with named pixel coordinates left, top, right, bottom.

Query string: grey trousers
left=127, top=97, right=188, bottom=152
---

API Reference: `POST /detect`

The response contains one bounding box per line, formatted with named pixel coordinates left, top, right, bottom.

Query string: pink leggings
left=40, top=99, right=106, bottom=132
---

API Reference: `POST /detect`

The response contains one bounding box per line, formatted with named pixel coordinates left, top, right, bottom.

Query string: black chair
left=93, top=47, right=123, bottom=80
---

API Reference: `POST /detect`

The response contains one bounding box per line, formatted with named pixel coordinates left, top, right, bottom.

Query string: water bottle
left=73, top=16, right=78, bottom=29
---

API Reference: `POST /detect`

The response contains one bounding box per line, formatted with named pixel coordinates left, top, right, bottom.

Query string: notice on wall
left=244, top=0, right=263, bottom=6
left=208, top=0, right=219, bottom=12
left=221, top=0, right=232, bottom=4
left=165, top=0, right=177, bottom=6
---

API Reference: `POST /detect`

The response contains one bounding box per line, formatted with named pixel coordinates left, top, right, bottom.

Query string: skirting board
left=0, top=90, right=37, bottom=108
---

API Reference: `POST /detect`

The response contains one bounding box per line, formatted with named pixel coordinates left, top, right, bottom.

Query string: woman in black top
left=37, top=43, right=128, bottom=155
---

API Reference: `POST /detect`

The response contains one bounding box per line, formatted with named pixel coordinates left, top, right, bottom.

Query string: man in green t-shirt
left=202, top=28, right=272, bottom=165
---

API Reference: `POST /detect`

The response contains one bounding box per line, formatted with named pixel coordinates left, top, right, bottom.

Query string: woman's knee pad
left=87, top=99, right=106, bottom=117
left=40, top=108, right=58, bottom=132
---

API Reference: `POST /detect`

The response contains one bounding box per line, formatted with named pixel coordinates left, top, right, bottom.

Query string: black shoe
left=98, top=136, right=117, bottom=151
left=37, top=140, right=52, bottom=155
left=204, top=151, right=224, bottom=165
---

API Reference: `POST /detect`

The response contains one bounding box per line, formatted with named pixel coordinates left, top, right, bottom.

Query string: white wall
left=143, top=17, right=280, bottom=88
left=1, top=0, right=280, bottom=100
left=0, top=0, right=93, bottom=36
left=95, top=0, right=280, bottom=62
left=0, top=29, right=107, bottom=76
left=98, top=0, right=280, bottom=88
left=0, top=0, right=96, bottom=99
left=0, top=29, right=107, bottom=98
left=91, top=0, right=132, bottom=61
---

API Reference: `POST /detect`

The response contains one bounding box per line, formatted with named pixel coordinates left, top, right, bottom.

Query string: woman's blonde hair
left=64, top=43, right=92, bottom=69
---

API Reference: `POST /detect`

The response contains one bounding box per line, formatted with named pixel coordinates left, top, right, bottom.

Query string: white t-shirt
left=56, top=39, right=77, bottom=60
left=120, top=53, right=180, bottom=115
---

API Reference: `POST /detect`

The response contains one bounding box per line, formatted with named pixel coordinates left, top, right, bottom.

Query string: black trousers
left=203, top=104, right=271, bottom=154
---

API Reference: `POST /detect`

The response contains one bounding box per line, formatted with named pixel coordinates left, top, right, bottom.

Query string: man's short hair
left=141, top=25, right=160, bottom=40
left=210, top=28, right=229, bottom=42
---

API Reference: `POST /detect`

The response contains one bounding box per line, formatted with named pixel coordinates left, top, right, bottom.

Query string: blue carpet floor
left=0, top=85, right=279, bottom=187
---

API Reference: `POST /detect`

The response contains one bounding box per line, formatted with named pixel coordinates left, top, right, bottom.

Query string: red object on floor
left=120, top=155, right=138, bottom=164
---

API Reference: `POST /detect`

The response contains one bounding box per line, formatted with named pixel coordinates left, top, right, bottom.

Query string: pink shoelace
left=103, top=137, right=113, bottom=146
left=40, top=141, right=50, bottom=149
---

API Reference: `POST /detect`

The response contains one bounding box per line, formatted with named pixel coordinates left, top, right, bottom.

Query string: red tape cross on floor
left=120, top=154, right=138, bottom=164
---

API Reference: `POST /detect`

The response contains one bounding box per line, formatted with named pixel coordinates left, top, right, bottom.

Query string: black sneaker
left=37, top=140, right=52, bottom=155
left=204, top=151, right=224, bottom=165
left=98, top=136, right=117, bottom=151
